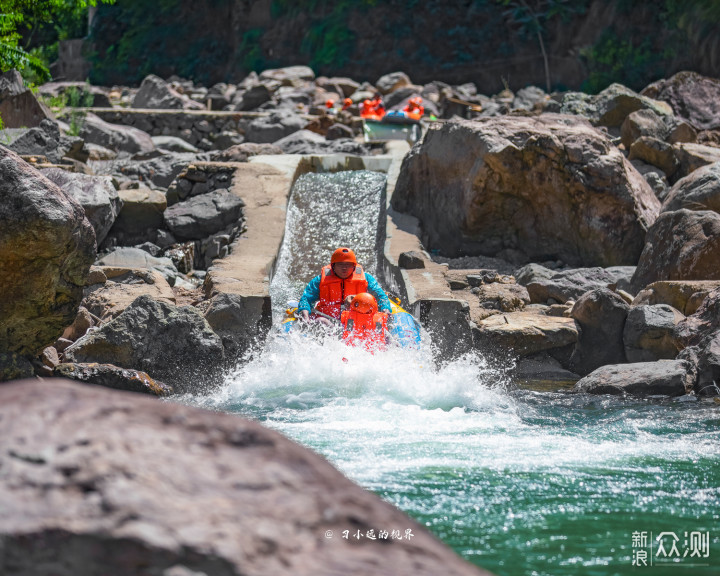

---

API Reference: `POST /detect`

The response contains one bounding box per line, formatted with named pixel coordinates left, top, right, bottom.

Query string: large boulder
left=244, top=110, right=306, bottom=143
left=632, top=280, right=720, bottom=315
left=41, top=168, right=122, bottom=245
left=65, top=295, right=224, bottom=393
left=642, top=71, right=720, bottom=131
left=573, top=360, right=694, bottom=397
left=393, top=116, right=660, bottom=266
left=233, top=83, right=273, bottom=111
left=661, top=161, right=720, bottom=213
left=623, top=304, right=684, bottom=362
left=0, top=147, right=95, bottom=362
left=620, top=109, right=669, bottom=150
left=96, top=248, right=178, bottom=285
left=6, top=118, right=87, bottom=163
left=525, top=266, right=634, bottom=304
left=132, top=74, right=204, bottom=110
left=560, top=83, right=672, bottom=128
left=0, top=379, right=487, bottom=576
left=203, top=293, right=272, bottom=357
left=80, top=112, right=155, bottom=155
left=376, top=71, right=412, bottom=95
left=259, top=65, right=315, bottom=86
left=630, top=209, right=720, bottom=292
left=164, top=188, right=244, bottom=241
left=569, top=288, right=629, bottom=376
left=0, top=69, right=53, bottom=128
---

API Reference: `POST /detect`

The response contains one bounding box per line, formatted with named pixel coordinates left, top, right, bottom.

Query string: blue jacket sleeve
left=366, top=273, right=393, bottom=313
left=297, top=275, right=321, bottom=313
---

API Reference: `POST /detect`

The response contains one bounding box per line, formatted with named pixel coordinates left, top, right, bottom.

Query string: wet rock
left=96, top=248, right=178, bottom=285
left=7, top=118, right=88, bottom=163
left=642, top=71, right=720, bottom=131
left=133, top=74, right=204, bottom=110
left=376, top=71, right=412, bottom=95
left=0, top=147, right=95, bottom=360
left=573, top=360, right=694, bottom=397
left=525, top=267, right=631, bottom=304
left=244, top=109, right=305, bottom=143
left=473, top=308, right=578, bottom=359
left=661, top=161, right=720, bottom=214
left=81, top=267, right=175, bottom=321
left=65, top=295, right=224, bottom=393
left=621, top=108, right=669, bottom=149
left=54, top=362, right=172, bottom=396
left=569, top=288, right=629, bottom=376
left=81, top=113, right=155, bottom=155
left=164, top=189, right=244, bottom=241
left=393, top=116, right=660, bottom=267
left=0, top=69, right=53, bottom=128
left=209, top=142, right=283, bottom=162
left=628, top=137, right=678, bottom=178
left=398, top=251, right=426, bottom=269
left=514, top=355, right=580, bottom=389
left=560, top=83, right=672, bottom=128
left=0, top=378, right=485, bottom=576
left=630, top=209, right=720, bottom=292
left=416, top=299, right=474, bottom=359
left=673, top=143, right=720, bottom=180
left=632, top=280, right=720, bottom=315
left=41, top=168, right=122, bottom=245
left=203, top=293, right=272, bottom=358
left=623, top=304, right=684, bottom=362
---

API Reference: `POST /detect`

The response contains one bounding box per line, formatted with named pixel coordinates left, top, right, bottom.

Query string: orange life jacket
left=316, top=265, right=368, bottom=319
left=341, top=309, right=388, bottom=351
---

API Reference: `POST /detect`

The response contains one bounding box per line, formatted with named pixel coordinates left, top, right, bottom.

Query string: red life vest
left=316, top=265, right=368, bottom=319
left=341, top=309, right=388, bottom=351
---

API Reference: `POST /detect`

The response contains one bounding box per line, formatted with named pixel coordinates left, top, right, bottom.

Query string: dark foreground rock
left=0, top=379, right=490, bottom=576
left=393, top=116, right=659, bottom=266
left=573, top=360, right=694, bottom=397
left=0, top=147, right=95, bottom=363
left=65, top=295, right=224, bottom=393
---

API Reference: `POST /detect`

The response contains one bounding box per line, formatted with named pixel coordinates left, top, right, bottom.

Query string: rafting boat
left=362, top=111, right=422, bottom=144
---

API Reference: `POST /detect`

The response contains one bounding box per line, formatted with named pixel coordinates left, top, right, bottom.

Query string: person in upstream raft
left=297, top=247, right=392, bottom=322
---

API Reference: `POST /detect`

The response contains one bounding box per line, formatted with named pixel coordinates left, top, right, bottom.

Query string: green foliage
left=301, top=12, right=355, bottom=71
left=238, top=28, right=266, bottom=72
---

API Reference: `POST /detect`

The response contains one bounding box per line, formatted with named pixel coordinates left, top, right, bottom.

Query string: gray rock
left=620, top=108, right=668, bottom=150
left=326, top=123, right=354, bottom=140
left=65, top=295, right=224, bottom=392
left=152, top=135, right=199, bottom=153
left=115, top=152, right=196, bottom=188
left=244, top=110, right=306, bottom=143
left=375, top=71, right=411, bottom=95
left=0, top=379, right=486, bottom=576
left=661, top=161, right=720, bottom=214
left=96, top=248, right=178, bottom=284
left=233, top=83, right=273, bottom=111
left=212, top=131, right=244, bottom=150
left=259, top=65, right=315, bottom=86
left=630, top=209, right=720, bottom=292
left=573, top=360, right=694, bottom=397
left=515, top=263, right=554, bottom=286
left=569, top=288, right=630, bottom=376
left=203, top=293, right=272, bottom=357
left=41, top=168, right=122, bottom=245
left=81, top=113, right=155, bottom=155
left=7, top=118, right=87, bottom=163
left=273, top=130, right=368, bottom=155
left=164, top=189, right=244, bottom=241
left=0, top=147, right=95, bottom=360
left=526, top=267, right=623, bottom=304
left=54, top=362, right=173, bottom=396
left=133, top=74, right=204, bottom=110
left=209, top=142, right=283, bottom=162
left=623, top=304, right=684, bottom=362
left=398, top=251, right=425, bottom=269
left=110, top=187, right=168, bottom=244
left=642, top=71, right=720, bottom=131
left=0, top=69, right=53, bottom=128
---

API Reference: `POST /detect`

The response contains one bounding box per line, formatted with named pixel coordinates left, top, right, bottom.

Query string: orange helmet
left=331, top=247, right=357, bottom=265
left=325, top=99, right=335, bottom=109
left=343, top=97, right=352, bottom=108
left=351, top=293, right=378, bottom=314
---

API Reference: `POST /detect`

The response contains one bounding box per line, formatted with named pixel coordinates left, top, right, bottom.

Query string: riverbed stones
left=473, top=282, right=530, bottom=312
left=393, top=115, right=660, bottom=266
left=41, top=168, right=122, bottom=245
left=164, top=188, right=244, bottom=241
left=7, top=118, right=87, bottom=163
left=96, top=248, right=178, bottom=284
left=133, top=74, right=204, bottom=110
left=569, top=288, right=629, bottom=376
left=573, top=360, right=694, bottom=397
left=628, top=137, right=679, bottom=179
left=661, top=161, right=720, bottom=213
left=673, top=143, right=720, bottom=179
left=111, top=187, right=167, bottom=242
left=244, top=109, right=306, bottom=143
left=0, top=147, right=95, bottom=362
left=65, top=295, right=224, bottom=393
left=630, top=209, right=720, bottom=292
left=623, top=304, right=684, bottom=362
left=524, top=267, right=633, bottom=304
left=621, top=109, right=669, bottom=150
left=81, top=112, right=155, bottom=155
left=0, top=379, right=486, bottom=576
left=642, top=71, right=720, bottom=131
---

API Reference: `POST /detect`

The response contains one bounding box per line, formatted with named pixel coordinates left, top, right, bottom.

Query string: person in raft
left=297, top=247, right=392, bottom=322
left=340, top=292, right=388, bottom=351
